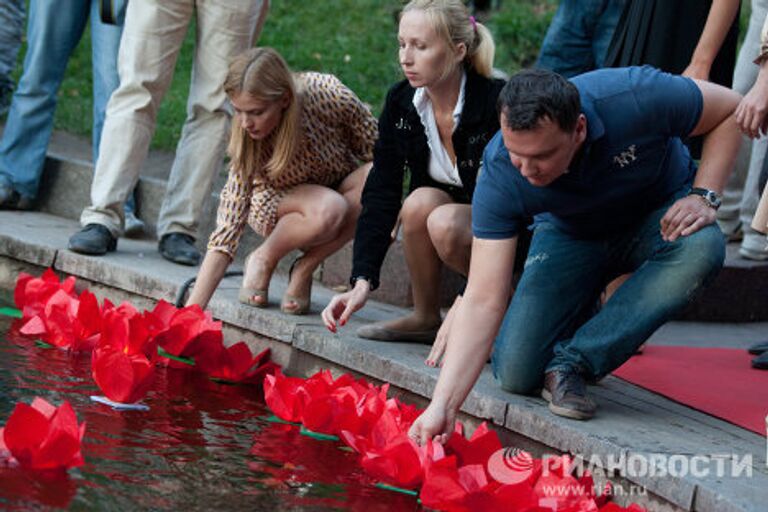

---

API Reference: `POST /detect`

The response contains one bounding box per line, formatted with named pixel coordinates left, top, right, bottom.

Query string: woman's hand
left=321, top=280, right=371, bottom=332
left=425, top=296, right=460, bottom=367
left=408, top=401, right=455, bottom=446
left=735, top=69, right=768, bottom=138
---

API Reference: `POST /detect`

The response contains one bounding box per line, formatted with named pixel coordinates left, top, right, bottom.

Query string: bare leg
left=282, top=163, right=372, bottom=310
left=241, top=183, right=351, bottom=305
left=427, top=203, right=472, bottom=275
left=367, top=187, right=453, bottom=334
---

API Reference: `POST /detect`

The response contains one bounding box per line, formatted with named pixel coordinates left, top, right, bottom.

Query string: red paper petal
left=92, top=348, right=154, bottom=403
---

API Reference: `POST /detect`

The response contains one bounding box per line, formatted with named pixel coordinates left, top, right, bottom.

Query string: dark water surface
left=0, top=302, right=419, bottom=511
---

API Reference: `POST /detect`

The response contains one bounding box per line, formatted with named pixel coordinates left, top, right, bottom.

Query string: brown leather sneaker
left=542, top=369, right=596, bottom=420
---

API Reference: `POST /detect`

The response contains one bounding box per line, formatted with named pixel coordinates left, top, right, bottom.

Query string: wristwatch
left=350, top=275, right=375, bottom=291
left=688, top=187, right=722, bottom=210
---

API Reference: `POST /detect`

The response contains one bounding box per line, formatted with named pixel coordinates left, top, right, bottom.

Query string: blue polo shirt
left=472, top=66, right=703, bottom=240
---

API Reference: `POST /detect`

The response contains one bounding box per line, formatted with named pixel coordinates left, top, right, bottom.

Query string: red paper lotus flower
left=97, top=302, right=157, bottom=357
left=193, top=341, right=279, bottom=383
left=264, top=370, right=314, bottom=423
left=420, top=457, right=542, bottom=512
left=360, top=432, right=445, bottom=489
left=147, top=302, right=223, bottom=362
left=446, top=422, right=503, bottom=469
left=92, top=345, right=155, bottom=404
left=0, top=398, right=85, bottom=470
left=14, top=269, right=77, bottom=321
left=19, top=289, right=102, bottom=351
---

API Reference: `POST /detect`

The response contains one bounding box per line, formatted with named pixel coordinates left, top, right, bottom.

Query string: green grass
left=11, top=1, right=557, bottom=151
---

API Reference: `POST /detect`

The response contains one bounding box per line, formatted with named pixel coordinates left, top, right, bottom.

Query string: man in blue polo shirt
left=408, top=66, right=742, bottom=440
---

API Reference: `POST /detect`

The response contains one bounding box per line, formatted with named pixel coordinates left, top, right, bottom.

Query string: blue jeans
left=537, top=0, right=626, bottom=77
left=491, top=194, right=725, bottom=394
left=0, top=0, right=135, bottom=212
left=0, top=0, right=25, bottom=99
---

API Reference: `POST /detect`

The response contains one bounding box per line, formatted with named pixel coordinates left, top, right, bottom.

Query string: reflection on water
left=0, top=303, right=419, bottom=511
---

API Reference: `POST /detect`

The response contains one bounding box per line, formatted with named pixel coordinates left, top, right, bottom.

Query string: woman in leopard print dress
left=187, top=47, right=377, bottom=314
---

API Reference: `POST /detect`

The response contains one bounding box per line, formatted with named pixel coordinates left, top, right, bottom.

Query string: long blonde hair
left=224, top=47, right=301, bottom=180
left=402, top=0, right=495, bottom=78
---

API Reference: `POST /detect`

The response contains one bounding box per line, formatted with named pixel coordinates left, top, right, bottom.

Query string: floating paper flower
left=20, top=289, right=102, bottom=351
left=14, top=269, right=77, bottom=321
left=193, top=342, right=279, bottom=383
left=0, top=398, right=85, bottom=470
left=92, top=346, right=155, bottom=405
left=147, top=302, right=222, bottom=363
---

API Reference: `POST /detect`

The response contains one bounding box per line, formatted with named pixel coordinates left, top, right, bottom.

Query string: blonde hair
left=402, top=0, right=495, bottom=78
left=224, top=47, right=301, bottom=180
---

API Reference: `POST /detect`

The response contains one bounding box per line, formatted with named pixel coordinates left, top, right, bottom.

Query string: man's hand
left=408, top=401, right=455, bottom=446
left=660, top=195, right=717, bottom=242
left=735, top=71, right=768, bottom=138
left=321, top=280, right=370, bottom=333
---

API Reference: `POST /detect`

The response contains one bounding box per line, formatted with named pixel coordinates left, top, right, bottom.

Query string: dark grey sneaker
left=68, top=224, right=117, bottom=255
left=542, top=368, right=596, bottom=420
left=159, top=233, right=200, bottom=266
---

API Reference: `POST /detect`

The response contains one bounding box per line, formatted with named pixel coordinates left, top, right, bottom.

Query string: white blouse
left=412, top=71, right=466, bottom=187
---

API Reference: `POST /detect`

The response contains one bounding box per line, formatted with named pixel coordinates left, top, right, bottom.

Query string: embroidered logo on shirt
left=395, top=117, right=411, bottom=131
left=613, top=144, right=637, bottom=168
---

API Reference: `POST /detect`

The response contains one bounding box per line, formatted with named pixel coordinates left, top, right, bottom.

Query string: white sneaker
left=124, top=211, right=145, bottom=238
left=739, top=232, right=768, bottom=261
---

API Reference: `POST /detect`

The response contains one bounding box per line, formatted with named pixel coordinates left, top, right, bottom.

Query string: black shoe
left=752, top=351, right=768, bottom=370
left=542, top=368, right=596, bottom=420
left=0, top=178, right=32, bottom=210
left=159, top=233, right=200, bottom=266
left=747, top=341, right=768, bottom=355
left=68, top=224, right=117, bottom=255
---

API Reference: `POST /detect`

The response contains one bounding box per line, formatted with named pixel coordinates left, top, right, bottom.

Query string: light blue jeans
left=491, top=192, right=725, bottom=394
left=0, top=0, right=25, bottom=100
left=0, top=0, right=135, bottom=213
left=537, top=0, right=626, bottom=77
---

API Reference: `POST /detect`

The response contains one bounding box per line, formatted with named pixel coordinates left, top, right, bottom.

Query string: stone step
left=1, top=209, right=766, bottom=512
left=22, top=129, right=768, bottom=321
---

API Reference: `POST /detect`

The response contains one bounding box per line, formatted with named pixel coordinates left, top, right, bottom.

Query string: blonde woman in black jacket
left=323, top=0, right=503, bottom=358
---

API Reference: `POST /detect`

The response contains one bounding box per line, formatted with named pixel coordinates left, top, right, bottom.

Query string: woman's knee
left=311, top=193, right=349, bottom=234
left=427, top=206, right=471, bottom=259
left=400, top=188, right=450, bottom=233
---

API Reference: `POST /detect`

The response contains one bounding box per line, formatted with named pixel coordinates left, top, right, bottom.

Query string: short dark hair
left=498, top=68, right=581, bottom=132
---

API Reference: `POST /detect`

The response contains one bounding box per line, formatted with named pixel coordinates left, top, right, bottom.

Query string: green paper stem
left=374, top=482, right=419, bottom=497
left=337, top=446, right=354, bottom=452
left=263, top=414, right=302, bottom=426
left=299, top=426, right=339, bottom=441
left=157, top=347, right=195, bottom=366
left=0, top=307, right=22, bottom=318
left=35, top=340, right=54, bottom=349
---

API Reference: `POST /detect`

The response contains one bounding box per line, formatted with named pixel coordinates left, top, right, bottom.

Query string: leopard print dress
left=207, top=72, right=377, bottom=258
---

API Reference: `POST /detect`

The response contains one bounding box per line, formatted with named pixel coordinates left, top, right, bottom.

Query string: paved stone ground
left=1, top=209, right=766, bottom=512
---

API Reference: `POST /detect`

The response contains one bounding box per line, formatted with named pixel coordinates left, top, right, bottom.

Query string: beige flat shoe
left=238, top=287, right=269, bottom=308
left=356, top=324, right=438, bottom=344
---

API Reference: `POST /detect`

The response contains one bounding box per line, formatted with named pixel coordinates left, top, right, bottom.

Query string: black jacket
left=351, top=69, right=505, bottom=289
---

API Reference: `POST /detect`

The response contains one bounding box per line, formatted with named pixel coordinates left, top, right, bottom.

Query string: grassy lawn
left=8, top=0, right=556, bottom=152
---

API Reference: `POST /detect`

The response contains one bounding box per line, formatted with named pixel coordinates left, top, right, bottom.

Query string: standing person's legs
left=0, top=0, right=89, bottom=204
left=156, top=0, right=267, bottom=264
left=88, top=0, right=141, bottom=228
left=592, top=0, right=626, bottom=67
left=536, top=0, right=612, bottom=78
left=718, top=0, right=768, bottom=240
left=0, top=0, right=24, bottom=112
left=78, top=0, right=192, bottom=239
